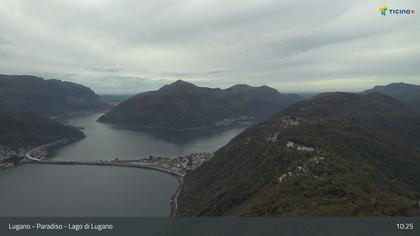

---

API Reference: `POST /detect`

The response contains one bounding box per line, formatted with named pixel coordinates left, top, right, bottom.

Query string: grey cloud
left=0, top=38, right=11, bottom=45
left=0, top=0, right=419, bottom=94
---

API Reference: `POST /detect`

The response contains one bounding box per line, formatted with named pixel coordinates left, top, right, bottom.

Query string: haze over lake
left=0, top=113, right=247, bottom=216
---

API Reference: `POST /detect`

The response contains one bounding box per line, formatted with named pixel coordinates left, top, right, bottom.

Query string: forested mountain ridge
left=177, top=92, right=420, bottom=216
left=363, top=82, right=420, bottom=112
left=98, top=80, right=303, bottom=129
left=0, top=112, right=85, bottom=150
left=0, top=74, right=109, bottom=116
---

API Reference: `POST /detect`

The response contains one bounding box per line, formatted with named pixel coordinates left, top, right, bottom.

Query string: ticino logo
left=379, top=6, right=416, bottom=16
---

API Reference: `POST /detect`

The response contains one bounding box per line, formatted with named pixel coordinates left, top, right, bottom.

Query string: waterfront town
left=1, top=141, right=213, bottom=217
left=1, top=139, right=214, bottom=179
left=0, top=139, right=72, bottom=168
left=129, top=152, right=214, bottom=176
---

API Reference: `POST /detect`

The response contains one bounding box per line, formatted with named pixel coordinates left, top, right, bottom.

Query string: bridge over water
left=23, top=158, right=185, bottom=177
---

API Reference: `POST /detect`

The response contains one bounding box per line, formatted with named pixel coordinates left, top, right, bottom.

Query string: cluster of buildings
left=265, top=132, right=280, bottom=143
left=214, top=115, right=252, bottom=127
left=0, top=146, right=16, bottom=160
left=0, top=145, right=25, bottom=168
left=25, top=139, right=71, bottom=161
left=278, top=155, right=326, bottom=183
left=278, top=141, right=327, bottom=183
left=286, top=142, right=315, bottom=152
left=278, top=164, right=311, bottom=183
left=264, top=116, right=308, bottom=144
left=1, top=140, right=67, bottom=168
left=27, top=148, right=48, bottom=160
left=139, top=153, right=214, bottom=175
left=186, top=153, right=213, bottom=170
left=276, top=116, right=304, bottom=129
left=310, top=155, right=325, bottom=164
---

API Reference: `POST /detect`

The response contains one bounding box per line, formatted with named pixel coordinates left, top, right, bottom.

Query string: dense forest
left=98, top=80, right=302, bottom=129
left=0, top=112, right=85, bottom=149
left=177, top=92, right=420, bottom=216
left=363, top=82, right=420, bottom=112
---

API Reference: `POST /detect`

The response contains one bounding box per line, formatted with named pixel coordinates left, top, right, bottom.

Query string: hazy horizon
left=0, top=0, right=419, bottom=94
left=93, top=80, right=420, bottom=95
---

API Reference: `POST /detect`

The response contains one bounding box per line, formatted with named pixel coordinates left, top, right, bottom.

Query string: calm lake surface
left=0, top=113, right=247, bottom=216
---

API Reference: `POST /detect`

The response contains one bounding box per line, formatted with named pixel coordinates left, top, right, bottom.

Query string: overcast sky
left=0, top=0, right=419, bottom=94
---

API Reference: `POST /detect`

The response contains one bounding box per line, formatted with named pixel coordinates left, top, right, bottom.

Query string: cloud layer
left=0, top=0, right=419, bottom=94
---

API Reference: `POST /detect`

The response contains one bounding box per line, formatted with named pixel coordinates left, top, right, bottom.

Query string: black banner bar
left=0, top=217, right=419, bottom=236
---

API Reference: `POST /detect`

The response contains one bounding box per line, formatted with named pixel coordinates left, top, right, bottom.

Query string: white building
left=286, top=142, right=295, bottom=148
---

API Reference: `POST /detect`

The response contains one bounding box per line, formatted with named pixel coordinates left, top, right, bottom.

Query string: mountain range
left=177, top=92, right=420, bottom=216
left=98, top=80, right=303, bottom=129
left=0, top=74, right=109, bottom=116
left=1, top=73, right=420, bottom=216
left=363, top=82, right=420, bottom=112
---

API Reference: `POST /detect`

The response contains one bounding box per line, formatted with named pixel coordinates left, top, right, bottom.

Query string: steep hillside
left=0, top=74, right=109, bottom=116
left=177, top=92, right=420, bottom=216
left=363, top=82, right=420, bottom=112
left=98, top=80, right=302, bottom=129
left=0, top=112, right=85, bottom=149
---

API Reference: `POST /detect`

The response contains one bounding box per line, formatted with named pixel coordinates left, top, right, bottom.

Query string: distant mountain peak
left=387, top=82, right=412, bottom=86
left=172, top=79, right=193, bottom=85
left=227, top=84, right=279, bottom=94
left=0, top=74, right=109, bottom=116
left=164, top=79, right=197, bottom=88
left=300, top=92, right=405, bottom=113
left=363, top=82, right=420, bottom=112
left=99, top=82, right=303, bottom=129
left=373, top=82, right=414, bottom=89
left=229, top=84, right=251, bottom=88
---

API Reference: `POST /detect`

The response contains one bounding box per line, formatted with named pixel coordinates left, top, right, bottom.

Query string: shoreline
left=11, top=116, right=215, bottom=218
left=50, top=110, right=109, bottom=121
left=170, top=176, right=184, bottom=217
left=24, top=137, right=85, bottom=162
left=97, top=117, right=261, bottom=132
left=1, top=136, right=85, bottom=169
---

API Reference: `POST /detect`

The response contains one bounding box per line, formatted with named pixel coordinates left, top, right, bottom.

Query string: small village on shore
left=0, top=145, right=26, bottom=169
left=1, top=140, right=214, bottom=216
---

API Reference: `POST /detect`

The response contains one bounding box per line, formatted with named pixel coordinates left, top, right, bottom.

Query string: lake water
left=0, top=113, right=247, bottom=216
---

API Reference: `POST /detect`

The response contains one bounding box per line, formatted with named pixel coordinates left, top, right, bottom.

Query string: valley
left=0, top=112, right=246, bottom=216
left=1, top=75, right=420, bottom=217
